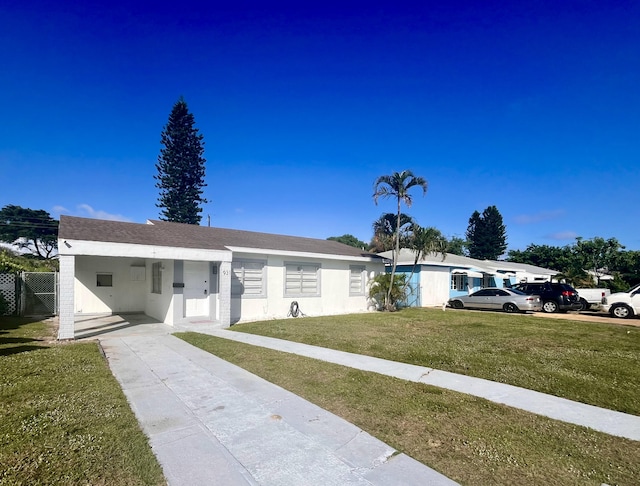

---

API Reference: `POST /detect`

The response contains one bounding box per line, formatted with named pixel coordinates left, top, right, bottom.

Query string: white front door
left=184, top=262, right=209, bottom=317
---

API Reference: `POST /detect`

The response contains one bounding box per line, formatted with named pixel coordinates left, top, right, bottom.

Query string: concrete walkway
left=199, top=328, right=640, bottom=442
left=99, top=326, right=458, bottom=486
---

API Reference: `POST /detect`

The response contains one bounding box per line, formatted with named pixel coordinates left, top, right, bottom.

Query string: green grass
left=230, top=308, right=640, bottom=415
left=177, top=331, right=640, bottom=486
left=0, top=317, right=165, bottom=485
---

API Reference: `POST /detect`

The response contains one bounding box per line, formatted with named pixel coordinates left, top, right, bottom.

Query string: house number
left=222, top=270, right=230, bottom=276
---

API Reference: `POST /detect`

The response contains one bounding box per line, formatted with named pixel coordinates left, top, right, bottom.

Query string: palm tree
left=373, top=170, right=428, bottom=309
left=370, top=213, right=415, bottom=252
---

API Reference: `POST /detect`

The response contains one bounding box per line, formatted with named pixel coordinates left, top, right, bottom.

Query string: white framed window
left=152, top=262, right=162, bottom=294
left=96, top=273, right=112, bottom=287
left=349, top=266, right=366, bottom=295
left=231, top=260, right=266, bottom=297
left=285, top=262, right=320, bottom=297
left=451, top=274, right=467, bottom=290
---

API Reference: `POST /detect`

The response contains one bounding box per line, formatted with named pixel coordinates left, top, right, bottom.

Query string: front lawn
left=0, top=317, right=165, bottom=485
left=178, top=331, right=640, bottom=486
left=230, top=308, right=640, bottom=414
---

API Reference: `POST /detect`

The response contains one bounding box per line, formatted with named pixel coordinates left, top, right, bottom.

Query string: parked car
left=574, top=288, right=611, bottom=310
left=601, top=283, right=640, bottom=319
left=511, top=282, right=581, bottom=313
left=448, top=288, right=542, bottom=313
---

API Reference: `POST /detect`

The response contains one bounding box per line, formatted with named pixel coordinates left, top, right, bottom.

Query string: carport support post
left=219, top=260, right=231, bottom=327
left=58, top=255, right=75, bottom=340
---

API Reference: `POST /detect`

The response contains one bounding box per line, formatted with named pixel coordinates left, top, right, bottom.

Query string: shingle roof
left=59, top=216, right=378, bottom=258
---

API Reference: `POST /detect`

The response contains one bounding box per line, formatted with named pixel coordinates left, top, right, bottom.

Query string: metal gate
left=22, top=272, right=58, bottom=316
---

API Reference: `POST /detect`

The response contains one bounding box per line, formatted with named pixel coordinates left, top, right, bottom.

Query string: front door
left=184, top=262, right=209, bottom=317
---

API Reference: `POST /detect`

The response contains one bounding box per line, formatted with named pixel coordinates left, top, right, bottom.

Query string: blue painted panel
left=392, top=266, right=421, bottom=308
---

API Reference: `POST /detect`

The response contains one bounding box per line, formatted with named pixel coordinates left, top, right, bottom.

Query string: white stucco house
left=57, top=216, right=385, bottom=339
left=378, top=249, right=559, bottom=307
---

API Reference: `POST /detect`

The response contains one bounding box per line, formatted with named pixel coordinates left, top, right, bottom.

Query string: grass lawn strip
left=230, top=308, right=640, bottom=415
left=177, top=331, right=640, bottom=486
left=0, top=317, right=165, bottom=485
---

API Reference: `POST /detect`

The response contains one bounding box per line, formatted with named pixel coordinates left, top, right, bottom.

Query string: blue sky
left=2, top=0, right=639, bottom=252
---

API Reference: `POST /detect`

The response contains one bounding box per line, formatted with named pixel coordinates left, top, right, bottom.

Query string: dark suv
left=511, top=282, right=582, bottom=313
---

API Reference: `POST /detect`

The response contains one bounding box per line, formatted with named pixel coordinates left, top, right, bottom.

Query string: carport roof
left=59, top=216, right=378, bottom=258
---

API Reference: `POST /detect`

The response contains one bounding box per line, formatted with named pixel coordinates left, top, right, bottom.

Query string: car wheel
left=610, top=304, right=633, bottom=319
left=451, top=300, right=464, bottom=309
left=579, top=298, right=590, bottom=311
left=542, top=300, right=559, bottom=313
left=503, top=303, right=519, bottom=313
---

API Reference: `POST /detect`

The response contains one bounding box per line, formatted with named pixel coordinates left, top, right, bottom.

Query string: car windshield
left=509, top=289, right=526, bottom=295
left=627, top=283, right=640, bottom=294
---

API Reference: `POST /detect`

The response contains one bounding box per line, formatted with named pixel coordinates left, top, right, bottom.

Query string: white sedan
left=448, top=288, right=542, bottom=313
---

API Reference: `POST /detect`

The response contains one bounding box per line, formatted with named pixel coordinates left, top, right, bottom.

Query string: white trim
left=226, top=246, right=376, bottom=263
left=60, top=239, right=232, bottom=262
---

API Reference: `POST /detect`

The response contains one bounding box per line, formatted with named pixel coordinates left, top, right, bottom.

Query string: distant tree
left=0, top=205, right=58, bottom=259
left=507, top=244, right=576, bottom=272
left=327, top=234, right=367, bottom=249
left=573, top=237, right=624, bottom=285
left=613, top=250, right=640, bottom=287
left=369, top=213, right=414, bottom=253
left=465, top=205, right=507, bottom=260
left=446, top=236, right=467, bottom=256
left=0, top=248, right=58, bottom=273
left=155, top=97, right=208, bottom=224
left=373, top=170, right=428, bottom=309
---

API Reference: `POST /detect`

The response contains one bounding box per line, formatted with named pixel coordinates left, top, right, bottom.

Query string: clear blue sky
left=2, top=0, right=639, bottom=252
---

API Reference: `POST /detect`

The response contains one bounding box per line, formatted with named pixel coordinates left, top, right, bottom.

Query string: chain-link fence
left=0, top=272, right=58, bottom=316
left=22, top=272, right=58, bottom=316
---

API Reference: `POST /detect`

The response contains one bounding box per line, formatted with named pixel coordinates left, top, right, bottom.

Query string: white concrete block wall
left=57, top=255, right=75, bottom=340
left=218, top=260, right=231, bottom=327
left=420, top=267, right=451, bottom=306
left=231, top=253, right=383, bottom=323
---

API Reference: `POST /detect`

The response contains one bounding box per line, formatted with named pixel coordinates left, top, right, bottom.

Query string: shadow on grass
left=0, top=316, right=51, bottom=356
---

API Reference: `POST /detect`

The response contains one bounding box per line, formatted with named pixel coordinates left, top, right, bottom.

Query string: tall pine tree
left=465, top=205, right=507, bottom=260
left=155, top=97, right=208, bottom=224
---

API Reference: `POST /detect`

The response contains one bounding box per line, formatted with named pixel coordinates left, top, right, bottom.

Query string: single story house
left=378, top=249, right=559, bottom=307
left=57, top=216, right=384, bottom=339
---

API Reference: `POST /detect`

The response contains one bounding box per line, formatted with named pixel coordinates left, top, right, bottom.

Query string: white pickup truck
left=575, top=288, right=611, bottom=310
left=601, top=283, right=640, bottom=319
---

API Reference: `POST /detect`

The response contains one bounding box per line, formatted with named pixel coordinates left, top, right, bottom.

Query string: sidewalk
left=194, top=328, right=640, bottom=442
left=100, top=328, right=458, bottom=486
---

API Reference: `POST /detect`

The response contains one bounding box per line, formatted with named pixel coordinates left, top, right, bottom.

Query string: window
left=472, top=289, right=492, bottom=296
left=96, top=273, right=112, bottom=287
left=451, top=274, right=467, bottom=290
left=285, top=263, right=320, bottom=297
left=152, top=262, right=162, bottom=294
left=231, top=260, right=266, bottom=297
left=349, top=266, right=366, bottom=295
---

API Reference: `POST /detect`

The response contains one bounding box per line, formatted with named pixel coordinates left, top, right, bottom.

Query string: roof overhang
left=451, top=268, right=483, bottom=278
left=59, top=238, right=233, bottom=262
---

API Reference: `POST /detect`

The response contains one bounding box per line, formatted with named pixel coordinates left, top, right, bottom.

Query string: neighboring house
left=57, top=216, right=384, bottom=339
left=378, top=249, right=558, bottom=307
